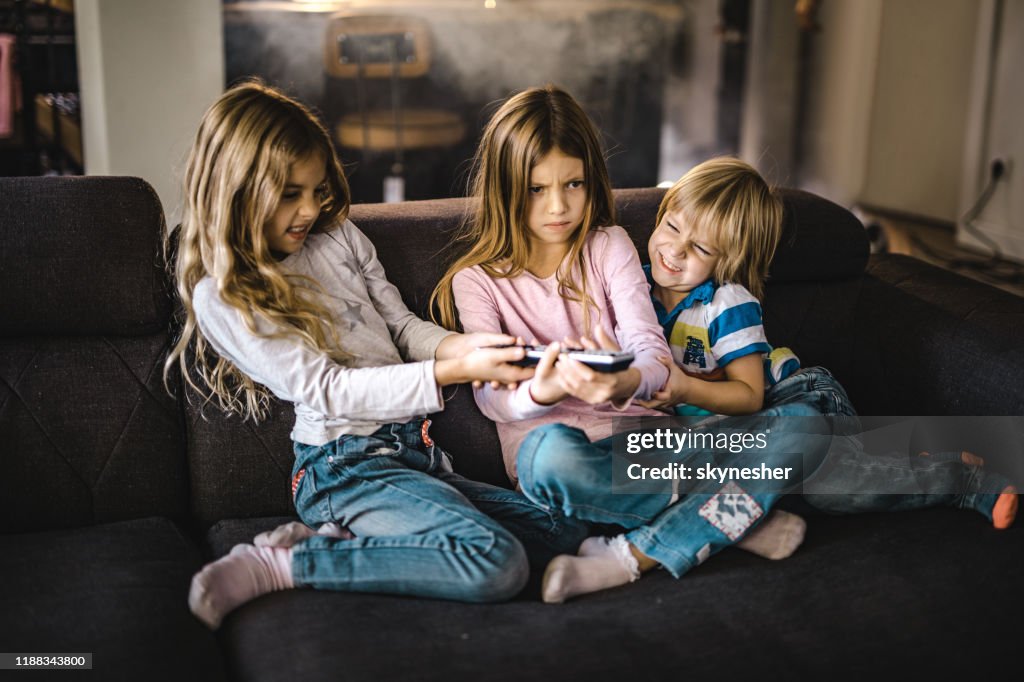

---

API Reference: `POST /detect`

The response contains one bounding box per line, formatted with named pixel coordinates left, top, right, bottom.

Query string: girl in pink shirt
left=431, top=85, right=807, bottom=602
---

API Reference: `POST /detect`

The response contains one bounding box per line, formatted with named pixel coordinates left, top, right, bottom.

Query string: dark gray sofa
left=2, top=176, right=1022, bottom=681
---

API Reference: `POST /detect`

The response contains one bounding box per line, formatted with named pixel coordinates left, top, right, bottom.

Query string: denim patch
left=698, top=482, right=764, bottom=541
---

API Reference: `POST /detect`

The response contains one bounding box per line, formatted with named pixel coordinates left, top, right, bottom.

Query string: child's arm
left=434, top=341, right=537, bottom=387
left=342, top=220, right=456, bottom=362
left=452, top=269, right=566, bottom=422
left=434, top=330, right=535, bottom=391
left=194, top=280, right=532, bottom=423
left=554, top=227, right=670, bottom=406
left=641, top=353, right=765, bottom=415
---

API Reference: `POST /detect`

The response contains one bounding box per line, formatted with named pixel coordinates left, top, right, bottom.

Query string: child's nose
left=548, top=189, right=566, bottom=214
left=298, top=193, right=319, bottom=219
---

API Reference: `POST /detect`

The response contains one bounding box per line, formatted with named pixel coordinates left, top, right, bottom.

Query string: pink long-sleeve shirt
left=453, top=225, right=670, bottom=482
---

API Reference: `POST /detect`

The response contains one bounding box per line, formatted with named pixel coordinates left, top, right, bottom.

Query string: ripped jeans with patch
left=516, top=367, right=1010, bottom=578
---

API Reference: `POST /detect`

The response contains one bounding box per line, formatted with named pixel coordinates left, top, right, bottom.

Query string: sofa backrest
left=186, top=186, right=869, bottom=523
left=0, top=177, right=189, bottom=533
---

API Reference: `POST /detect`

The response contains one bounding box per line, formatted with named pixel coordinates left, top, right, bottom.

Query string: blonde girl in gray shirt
left=168, top=82, right=588, bottom=629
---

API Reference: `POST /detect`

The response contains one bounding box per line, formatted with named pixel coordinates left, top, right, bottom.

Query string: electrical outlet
left=990, top=157, right=1012, bottom=180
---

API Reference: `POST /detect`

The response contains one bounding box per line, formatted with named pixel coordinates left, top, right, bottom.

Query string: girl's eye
left=281, top=191, right=299, bottom=201
left=528, top=186, right=543, bottom=194
left=567, top=180, right=584, bottom=189
left=316, top=185, right=331, bottom=200
left=695, top=245, right=711, bottom=257
left=666, top=222, right=679, bottom=234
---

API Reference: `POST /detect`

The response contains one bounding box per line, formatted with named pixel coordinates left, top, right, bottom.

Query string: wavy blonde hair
left=430, top=84, right=615, bottom=332
left=165, top=81, right=352, bottom=421
left=656, top=157, right=783, bottom=301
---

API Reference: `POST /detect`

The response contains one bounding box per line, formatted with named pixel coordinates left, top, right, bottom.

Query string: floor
left=858, top=209, right=1024, bottom=298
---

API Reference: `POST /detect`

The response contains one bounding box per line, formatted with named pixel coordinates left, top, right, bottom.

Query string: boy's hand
left=556, top=328, right=640, bottom=405
left=637, top=356, right=692, bottom=410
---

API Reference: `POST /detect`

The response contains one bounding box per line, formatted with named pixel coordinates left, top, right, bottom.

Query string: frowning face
left=525, top=149, right=587, bottom=249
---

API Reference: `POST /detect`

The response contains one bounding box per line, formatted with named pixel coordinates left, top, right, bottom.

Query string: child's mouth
left=658, top=251, right=682, bottom=273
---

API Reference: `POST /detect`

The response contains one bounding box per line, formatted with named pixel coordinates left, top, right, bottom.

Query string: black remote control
left=489, top=344, right=635, bottom=373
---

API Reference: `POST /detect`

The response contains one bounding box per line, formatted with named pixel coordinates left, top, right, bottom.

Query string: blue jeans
left=517, top=367, right=1008, bottom=578
left=290, top=420, right=588, bottom=603
left=518, top=406, right=834, bottom=578
left=766, top=367, right=1009, bottom=517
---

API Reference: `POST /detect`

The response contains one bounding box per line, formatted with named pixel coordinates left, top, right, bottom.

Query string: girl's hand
left=436, top=332, right=518, bottom=361
left=434, top=343, right=535, bottom=388
left=637, top=356, right=692, bottom=410
left=528, top=342, right=569, bottom=405
left=555, top=328, right=640, bottom=405
left=437, top=332, right=527, bottom=390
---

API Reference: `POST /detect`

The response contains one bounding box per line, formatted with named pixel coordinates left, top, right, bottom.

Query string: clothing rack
left=0, top=0, right=79, bottom=176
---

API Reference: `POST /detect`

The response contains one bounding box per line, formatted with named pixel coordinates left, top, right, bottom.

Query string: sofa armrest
left=843, top=254, right=1024, bottom=415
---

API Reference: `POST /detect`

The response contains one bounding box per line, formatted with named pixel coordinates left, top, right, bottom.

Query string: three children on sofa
left=173, top=81, right=1017, bottom=628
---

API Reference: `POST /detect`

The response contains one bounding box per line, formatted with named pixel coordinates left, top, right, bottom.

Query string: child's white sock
left=542, top=535, right=640, bottom=604
left=734, top=510, right=807, bottom=560
left=188, top=544, right=294, bottom=629
left=254, top=521, right=352, bottom=548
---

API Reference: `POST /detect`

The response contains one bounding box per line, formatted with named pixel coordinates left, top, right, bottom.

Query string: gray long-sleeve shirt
left=192, top=219, right=454, bottom=446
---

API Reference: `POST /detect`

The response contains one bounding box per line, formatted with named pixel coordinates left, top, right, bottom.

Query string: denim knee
left=460, top=529, right=529, bottom=603
left=517, top=423, right=593, bottom=506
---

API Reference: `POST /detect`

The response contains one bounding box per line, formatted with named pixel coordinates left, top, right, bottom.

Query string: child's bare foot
left=542, top=535, right=639, bottom=603
left=188, top=544, right=294, bottom=629
left=992, top=487, right=1018, bottom=530
left=735, top=510, right=806, bottom=560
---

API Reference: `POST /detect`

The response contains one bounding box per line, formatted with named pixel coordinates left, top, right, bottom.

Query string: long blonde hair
left=657, top=157, right=783, bottom=300
left=165, top=81, right=352, bottom=421
left=431, top=85, right=615, bottom=331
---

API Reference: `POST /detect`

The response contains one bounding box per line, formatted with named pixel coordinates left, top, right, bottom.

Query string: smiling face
left=647, top=208, right=720, bottom=309
left=525, top=149, right=587, bottom=251
left=264, top=151, right=328, bottom=258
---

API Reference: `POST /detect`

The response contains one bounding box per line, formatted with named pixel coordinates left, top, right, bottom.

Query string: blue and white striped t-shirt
left=644, top=268, right=800, bottom=412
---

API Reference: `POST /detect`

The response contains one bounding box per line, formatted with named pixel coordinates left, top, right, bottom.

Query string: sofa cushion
left=0, top=178, right=189, bottom=533
left=207, top=510, right=1019, bottom=681
left=0, top=335, right=190, bottom=532
left=0, top=176, right=171, bottom=337
left=186, top=399, right=297, bottom=526
left=769, top=188, right=869, bottom=282
left=761, top=276, right=866, bottom=403
left=850, top=253, right=1024, bottom=415
left=0, top=517, right=225, bottom=681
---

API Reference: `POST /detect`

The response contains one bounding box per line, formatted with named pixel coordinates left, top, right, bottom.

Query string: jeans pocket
left=294, top=464, right=332, bottom=525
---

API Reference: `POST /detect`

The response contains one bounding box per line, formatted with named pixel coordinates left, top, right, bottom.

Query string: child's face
left=647, top=208, right=720, bottom=306
left=264, top=152, right=327, bottom=257
left=525, top=149, right=586, bottom=249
